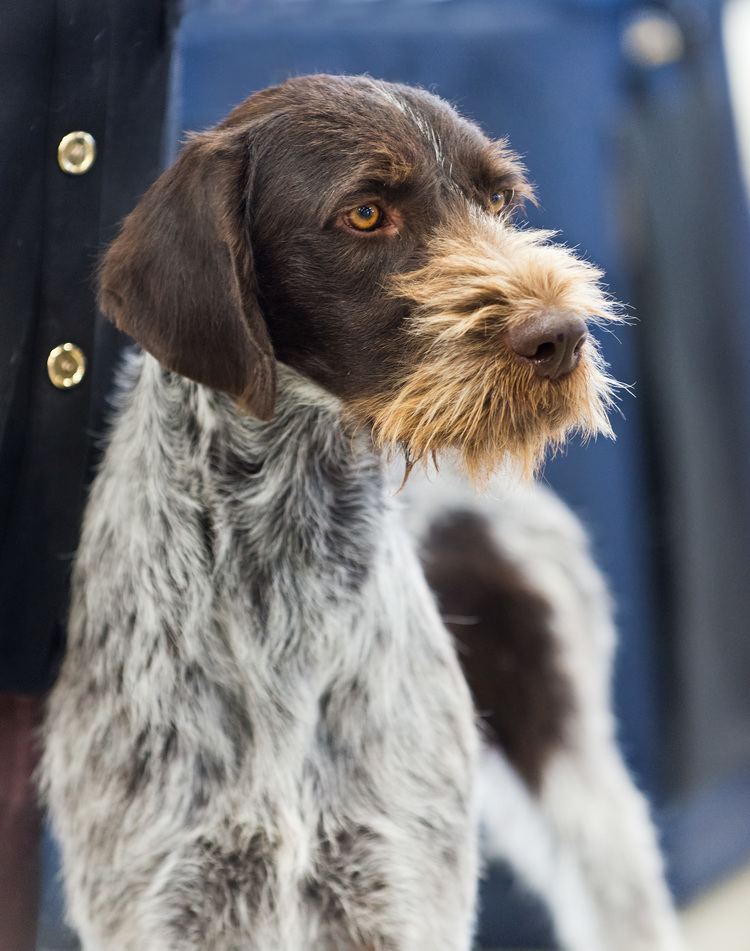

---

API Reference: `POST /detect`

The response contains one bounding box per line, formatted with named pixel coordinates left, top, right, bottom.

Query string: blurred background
left=37, top=0, right=750, bottom=948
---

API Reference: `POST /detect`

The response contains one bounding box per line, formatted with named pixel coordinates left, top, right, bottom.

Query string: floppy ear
left=98, top=131, right=276, bottom=419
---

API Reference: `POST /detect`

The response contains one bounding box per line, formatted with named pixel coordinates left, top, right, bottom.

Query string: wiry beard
left=350, top=215, right=624, bottom=482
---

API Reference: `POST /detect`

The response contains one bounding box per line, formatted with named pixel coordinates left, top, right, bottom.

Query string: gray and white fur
left=43, top=356, right=479, bottom=950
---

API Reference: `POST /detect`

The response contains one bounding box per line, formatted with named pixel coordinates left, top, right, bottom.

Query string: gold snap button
left=57, top=131, right=96, bottom=175
left=47, top=343, right=86, bottom=389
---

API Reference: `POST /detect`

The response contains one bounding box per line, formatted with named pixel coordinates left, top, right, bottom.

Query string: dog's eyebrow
left=322, top=158, right=419, bottom=211
left=475, top=143, right=535, bottom=202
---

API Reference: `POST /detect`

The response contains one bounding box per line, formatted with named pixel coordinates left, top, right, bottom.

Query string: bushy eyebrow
left=477, top=141, right=536, bottom=202
left=314, top=134, right=534, bottom=224
left=318, top=159, right=421, bottom=221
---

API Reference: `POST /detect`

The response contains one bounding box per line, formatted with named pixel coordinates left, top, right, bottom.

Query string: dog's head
left=99, top=74, right=619, bottom=478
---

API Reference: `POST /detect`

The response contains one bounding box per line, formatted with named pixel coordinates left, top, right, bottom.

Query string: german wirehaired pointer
left=42, top=75, right=684, bottom=950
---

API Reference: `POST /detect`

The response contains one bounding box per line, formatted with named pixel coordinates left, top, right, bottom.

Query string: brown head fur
left=98, top=74, right=621, bottom=477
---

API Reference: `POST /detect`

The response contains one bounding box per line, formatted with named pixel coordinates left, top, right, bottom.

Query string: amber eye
left=489, top=189, right=514, bottom=214
left=347, top=204, right=383, bottom=231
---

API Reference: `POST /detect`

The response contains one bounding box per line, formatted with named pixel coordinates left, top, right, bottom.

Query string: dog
left=42, top=74, right=683, bottom=950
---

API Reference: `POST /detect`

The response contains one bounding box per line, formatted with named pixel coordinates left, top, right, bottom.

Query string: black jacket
left=0, top=0, right=179, bottom=691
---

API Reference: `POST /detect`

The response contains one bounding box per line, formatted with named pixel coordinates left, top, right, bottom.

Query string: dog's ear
left=98, top=130, right=276, bottom=419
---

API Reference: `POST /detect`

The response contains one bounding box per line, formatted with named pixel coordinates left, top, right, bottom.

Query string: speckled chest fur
left=42, top=355, right=479, bottom=951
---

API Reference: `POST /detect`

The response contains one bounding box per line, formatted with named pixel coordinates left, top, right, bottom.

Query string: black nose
left=505, top=312, right=588, bottom=380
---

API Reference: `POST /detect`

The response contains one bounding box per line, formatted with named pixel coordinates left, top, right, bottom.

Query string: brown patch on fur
left=421, top=509, right=574, bottom=792
left=352, top=213, right=621, bottom=481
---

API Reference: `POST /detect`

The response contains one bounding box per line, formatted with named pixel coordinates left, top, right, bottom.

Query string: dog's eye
left=347, top=204, right=383, bottom=232
left=489, top=189, right=514, bottom=214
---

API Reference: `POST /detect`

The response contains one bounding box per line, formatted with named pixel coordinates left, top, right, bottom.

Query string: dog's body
left=44, top=357, right=478, bottom=949
left=43, top=75, right=683, bottom=950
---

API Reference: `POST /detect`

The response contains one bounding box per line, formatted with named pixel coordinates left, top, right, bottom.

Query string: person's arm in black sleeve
left=0, top=2, right=180, bottom=946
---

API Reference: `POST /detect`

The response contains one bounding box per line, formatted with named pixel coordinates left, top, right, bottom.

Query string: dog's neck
left=107, top=353, right=387, bottom=589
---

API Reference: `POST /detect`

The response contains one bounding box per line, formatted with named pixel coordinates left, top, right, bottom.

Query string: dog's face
left=100, top=75, right=619, bottom=478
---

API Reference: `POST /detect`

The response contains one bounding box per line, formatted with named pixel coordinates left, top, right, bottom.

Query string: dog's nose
left=506, top=312, right=588, bottom=380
